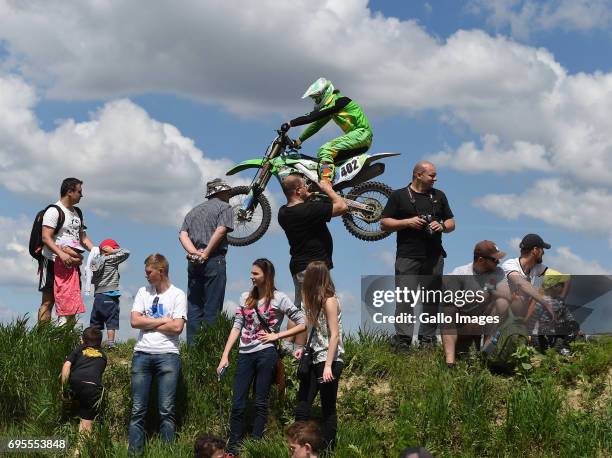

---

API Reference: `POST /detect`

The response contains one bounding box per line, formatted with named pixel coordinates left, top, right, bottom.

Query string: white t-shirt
left=132, top=284, right=187, bottom=354
left=449, top=262, right=505, bottom=283
left=501, top=257, right=547, bottom=291
left=42, top=201, right=83, bottom=261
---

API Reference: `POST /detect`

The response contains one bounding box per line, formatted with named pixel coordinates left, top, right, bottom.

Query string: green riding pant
left=317, top=128, right=372, bottom=164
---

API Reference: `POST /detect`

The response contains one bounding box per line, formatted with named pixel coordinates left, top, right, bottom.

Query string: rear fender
left=365, top=152, right=401, bottom=165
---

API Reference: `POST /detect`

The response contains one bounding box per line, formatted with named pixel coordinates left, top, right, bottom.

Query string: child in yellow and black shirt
left=61, top=327, right=107, bottom=433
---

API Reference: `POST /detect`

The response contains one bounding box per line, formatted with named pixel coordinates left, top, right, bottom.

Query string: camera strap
left=406, top=184, right=437, bottom=215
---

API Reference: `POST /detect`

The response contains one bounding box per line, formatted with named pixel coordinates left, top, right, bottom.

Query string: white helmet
left=302, top=77, right=335, bottom=109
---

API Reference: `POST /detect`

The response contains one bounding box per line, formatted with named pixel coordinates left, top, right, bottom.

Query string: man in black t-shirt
left=381, top=160, right=455, bottom=350
left=278, top=174, right=348, bottom=309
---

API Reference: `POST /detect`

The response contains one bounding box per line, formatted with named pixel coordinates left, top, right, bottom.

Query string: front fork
left=241, top=164, right=272, bottom=211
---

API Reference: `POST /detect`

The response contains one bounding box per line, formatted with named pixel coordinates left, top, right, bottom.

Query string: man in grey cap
left=501, top=233, right=555, bottom=320
left=442, top=240, right=511, bottom=367
left=179, top=178, right=234, bottom=344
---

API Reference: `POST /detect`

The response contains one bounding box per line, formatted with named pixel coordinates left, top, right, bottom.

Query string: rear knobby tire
left=342, top=181, right=393, bottom=242
left=227, top=186, right=272, bottom=247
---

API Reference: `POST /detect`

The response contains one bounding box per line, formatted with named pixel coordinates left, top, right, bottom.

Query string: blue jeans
left=128, top=352, right=180, bottom=456
left=226, top=346, right=278, bottom=454
left=187, top=254, right=227, bottom=345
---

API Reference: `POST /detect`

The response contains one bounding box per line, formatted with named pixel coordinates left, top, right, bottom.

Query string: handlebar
left=274, top=129, right=300, bottom=152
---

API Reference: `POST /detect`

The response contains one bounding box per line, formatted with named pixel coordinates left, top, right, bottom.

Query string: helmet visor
left=310, top=93, right=323, bottom=105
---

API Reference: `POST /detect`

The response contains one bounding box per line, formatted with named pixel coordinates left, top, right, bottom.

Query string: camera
left=419, top=214, right=435, bottom=236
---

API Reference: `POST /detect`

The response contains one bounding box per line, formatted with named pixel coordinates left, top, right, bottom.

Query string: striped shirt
left=232, top=291, right=304, bottom=354
left=180, top=198, right=234, bottom=255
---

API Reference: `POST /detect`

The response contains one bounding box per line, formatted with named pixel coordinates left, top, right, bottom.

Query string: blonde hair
left=144, top=253, right=169, bottom=275
left=301, top=261, right=335, bottom=328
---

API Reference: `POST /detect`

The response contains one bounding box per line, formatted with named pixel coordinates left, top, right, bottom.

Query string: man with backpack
left=32, top=177, right=94, bottom=322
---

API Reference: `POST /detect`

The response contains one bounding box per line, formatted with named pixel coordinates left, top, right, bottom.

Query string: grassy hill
left=1, top=317, right=610, bottom=457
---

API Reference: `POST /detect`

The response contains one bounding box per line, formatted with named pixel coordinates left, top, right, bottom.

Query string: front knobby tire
left=227, top=186, right=272, bottom=247
left=342, top=181, right=393, bottom=242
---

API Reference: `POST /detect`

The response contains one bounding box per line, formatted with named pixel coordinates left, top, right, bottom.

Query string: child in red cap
left=89, top=239, right=130, bottom=349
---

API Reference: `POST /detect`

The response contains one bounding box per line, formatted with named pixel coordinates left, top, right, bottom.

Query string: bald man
left=278, top=174, right=348, bottom=310
left=381, top=160, right=455, bottom=350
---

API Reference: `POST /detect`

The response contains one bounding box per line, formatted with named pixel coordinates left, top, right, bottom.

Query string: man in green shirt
left=283, top=78, right=373, bottom=182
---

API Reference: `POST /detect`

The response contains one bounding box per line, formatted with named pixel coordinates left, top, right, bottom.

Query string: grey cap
left=205, top=178, right=232, bottom=198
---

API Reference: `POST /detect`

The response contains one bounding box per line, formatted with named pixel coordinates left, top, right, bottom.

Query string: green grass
left=1, top=317, right=610, bottom=457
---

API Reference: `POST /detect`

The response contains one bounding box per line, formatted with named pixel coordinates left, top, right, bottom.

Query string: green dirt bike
left=225, top=127, right=399, bottom=246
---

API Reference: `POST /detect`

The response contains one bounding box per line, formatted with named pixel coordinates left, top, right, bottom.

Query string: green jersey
left=290, top=91, right=372, bottom=143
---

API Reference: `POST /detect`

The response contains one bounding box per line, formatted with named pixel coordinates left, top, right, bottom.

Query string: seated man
left=501, top=233, right=555, bottom=320
left=442, top=241, right=511, bottom=367
left=283, top=77, right=373, bottom=181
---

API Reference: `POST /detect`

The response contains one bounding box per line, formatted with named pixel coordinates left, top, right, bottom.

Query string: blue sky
left=1, top=0, right=611, bottom=339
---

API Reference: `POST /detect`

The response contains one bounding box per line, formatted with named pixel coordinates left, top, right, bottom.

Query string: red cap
left=99, top=239, right=119, bottom=250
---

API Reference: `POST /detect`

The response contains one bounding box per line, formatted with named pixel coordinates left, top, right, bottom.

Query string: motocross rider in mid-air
left=282, top=77, right=373, bottom=182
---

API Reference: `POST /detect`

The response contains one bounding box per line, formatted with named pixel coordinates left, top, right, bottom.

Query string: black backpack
left=29, top=204, right=83, bottom=264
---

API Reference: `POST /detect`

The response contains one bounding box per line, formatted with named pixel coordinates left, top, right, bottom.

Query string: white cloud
left=1, top=1, right=609, bottom=188
left=337, top=289, right=360, bottom=313
left=468, top=0, right=612, bottom=39
left=0, top=75, right=241, bottom=226
left=0, top=1, right=566, bottom=114
left=476, top=179, right=612, bottom=242
left=0, top=215, right=38, bottom=288
left=546, top=246, right=609, bottom=274
left=430, top=134, right=553, bottom=173
left=439, top=70, right=612, bottom=188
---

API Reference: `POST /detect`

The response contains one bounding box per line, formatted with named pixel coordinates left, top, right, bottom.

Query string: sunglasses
left=484, top=257, right=500, bottom=265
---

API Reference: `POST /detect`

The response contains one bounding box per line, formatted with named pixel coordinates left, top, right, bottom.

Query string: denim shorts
left=90, top=294, right=120, bottom=330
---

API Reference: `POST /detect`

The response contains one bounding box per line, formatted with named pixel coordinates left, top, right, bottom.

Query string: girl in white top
left=294, top=261, right=344, bottom=451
